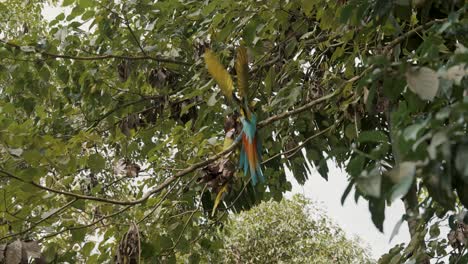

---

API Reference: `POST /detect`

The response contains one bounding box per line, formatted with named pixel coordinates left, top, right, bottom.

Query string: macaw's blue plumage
left=239, top=113, right=264, bottom=186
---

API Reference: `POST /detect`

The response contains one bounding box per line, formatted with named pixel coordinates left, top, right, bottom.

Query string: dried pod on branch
left=114, top=223, right=141, bottom=264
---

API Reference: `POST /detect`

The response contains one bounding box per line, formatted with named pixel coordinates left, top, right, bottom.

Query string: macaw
left=238, top=112, right=264, bottom=186
left=204, top=46, right=265, bottom=186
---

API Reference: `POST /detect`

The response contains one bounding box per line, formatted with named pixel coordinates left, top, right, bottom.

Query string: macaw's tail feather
left=239, top=114, right=264, bottom=186
left=240, top=133, right=264, bottom=186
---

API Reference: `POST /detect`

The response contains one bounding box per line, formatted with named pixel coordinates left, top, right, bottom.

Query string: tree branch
left=86, top=95, right=164, bottom=130
left=261, top=121, right=339, bottom=165
left=38, top=205, right=132, bottom=242
left=164, top=184, right=207, bottom=254
left=258, top=89, right=339, bottom=129
left=0, top=39, right=191, bottom=65
left=136, top=177, right=182, bottom=224
left=0, top=198, right=78, bottom=241
left=382, top=19, right=447, bottom=55
left=0, top=83, right=342, bottom=207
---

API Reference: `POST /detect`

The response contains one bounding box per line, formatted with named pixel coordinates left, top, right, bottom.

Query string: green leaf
left=340, top=4, right=354, bottom=23
left=88, top=153, right=106, bottom=173
left=383, top=77, right=405, bottom=101
left=427, top=131, right=447, bottom=159
left=19, top=167, right=46, bottom=181
left=301, top=0, right=314, bottom=16
left=402, top=120, right=427, bottom=141
left=455, top=144, right=468, bottom=182
left=243, top=19, right=258, bottom=44
left=8, top=147, right=23, bottom=156
left=356, top=165, right=381, bottom=198
left=81, top=10, right=95, bottom=21
left=79, top=0, right=93, bottom=8
left=331, top=46, right=345, bottom=62
left=207, top=92, right=217, bottom=106
left=378, top=244, right=404, bottom=264
left=341, top=180, right=354, bottom=205
left=23, top=149, right=42, bottom=164
left=405, top=67, right=439, bottom=101
left=264, top=67, right=275, bottom=96
left=71, top=228, right=86, bottom=242
left=358, top=130, right=388, bottom=143
left=68, top=6, right=84, bottom=20
left=285, top=38, right=298, bottom=57
left=373, top=0, right=393, bottom=21
left=429, top=224, right=440, bottom=238
left=347, top=155, right=365, bottom=177
left=56, top=13, right=65, bottom=21
left=72, top=199, right=85, bottom=210
left=57, top=67, right=69, bottom=83
left=389, top=216, right=404, bottom=242
left=344, top=123, right=357, bottom=139
left=389, top=162, right=416, bottom=202
left=82, top=242, right=95, bottom=256
left=62, top=0, right=74, bottom=6
left=369, top=198, right=385, bottom=232
left=158, top=235, right=173, bottom=250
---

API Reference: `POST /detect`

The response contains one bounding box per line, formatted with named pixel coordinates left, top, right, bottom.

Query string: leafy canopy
left=0, top=0, right=467, bottom=263
left=216, top=195, right=373, bottom=264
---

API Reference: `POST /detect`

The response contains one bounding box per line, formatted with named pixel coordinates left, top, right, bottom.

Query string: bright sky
left=286, top=160, right=409, bottom=259
left=40, top=4, right=410, bottom=260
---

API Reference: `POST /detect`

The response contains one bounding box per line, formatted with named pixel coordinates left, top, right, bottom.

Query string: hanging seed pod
left=118, top=60, right=131, bottom=82
left=114, top=223, right=140, bottom=264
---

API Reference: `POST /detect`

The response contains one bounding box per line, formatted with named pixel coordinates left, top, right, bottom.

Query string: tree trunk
left=387, top=108, right=430, bottom=263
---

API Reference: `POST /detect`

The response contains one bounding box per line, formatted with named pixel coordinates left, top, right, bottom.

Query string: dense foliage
left=0, top=0, right=467, bottom=263
left=216, top=195, right=372, bottom=263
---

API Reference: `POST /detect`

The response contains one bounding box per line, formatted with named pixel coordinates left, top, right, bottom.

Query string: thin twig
left=136, top=177, right=182, bottom=224
left=382, top=19, right=447, bottom=55
left=124, top=16, right=147, bottom=56
left=162, top=184, right=207, bottom=255
left=0, top=198, right=78, bottom=241
left=38, top=205, right=132, bottom=242
left=261, top=122, right=338, bottom=165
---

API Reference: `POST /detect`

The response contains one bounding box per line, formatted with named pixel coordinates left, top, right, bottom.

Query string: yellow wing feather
left=204, top=49, right=234, bottom=101
left=212, top=183, right=229, bottom=216
left=235, top=46, right=249, bottom=100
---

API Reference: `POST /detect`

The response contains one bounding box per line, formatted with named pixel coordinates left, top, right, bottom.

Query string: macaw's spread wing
left=235, top=46, right=249, bottom=100
left=204, top=49, right=234, bottom=101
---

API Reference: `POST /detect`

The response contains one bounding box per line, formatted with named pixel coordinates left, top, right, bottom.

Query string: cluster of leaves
left=212, top=195, right=373, bottom=263
left=0, top=0, right=466, bottom=263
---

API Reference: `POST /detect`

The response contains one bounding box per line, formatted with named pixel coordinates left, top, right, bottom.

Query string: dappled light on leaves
left=0, top=0, right=466, bottom=263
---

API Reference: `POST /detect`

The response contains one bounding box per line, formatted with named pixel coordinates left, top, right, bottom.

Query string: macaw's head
left=240, top=99, right=260, bottom=121
left=224, top=111, right=241, bottom=133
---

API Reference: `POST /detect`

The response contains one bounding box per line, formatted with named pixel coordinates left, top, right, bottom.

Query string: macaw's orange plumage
left=239, top=114, right=264, bottom=186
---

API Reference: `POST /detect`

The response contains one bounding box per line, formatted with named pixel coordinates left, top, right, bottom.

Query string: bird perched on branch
left=204, top=46, right=265, bottom=186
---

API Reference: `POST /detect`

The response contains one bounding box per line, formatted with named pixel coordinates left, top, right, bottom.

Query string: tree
left=214, top=195, right=372, bottom=263
left=0, top=0, right=467, bottom=263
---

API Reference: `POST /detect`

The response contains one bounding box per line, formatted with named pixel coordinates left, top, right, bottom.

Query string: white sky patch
left=41, top=4, right=68, bottom=21
left=285, top=160, right=410, bottom=259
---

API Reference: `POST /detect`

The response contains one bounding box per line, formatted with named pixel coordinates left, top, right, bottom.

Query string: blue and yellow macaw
left=204, top=46, right=264, bottom=186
